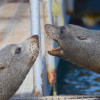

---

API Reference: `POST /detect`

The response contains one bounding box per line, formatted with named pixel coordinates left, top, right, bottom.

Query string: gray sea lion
left=45, top=24, right=100, bottom=74
left=0, top=35, right=39, bottom=100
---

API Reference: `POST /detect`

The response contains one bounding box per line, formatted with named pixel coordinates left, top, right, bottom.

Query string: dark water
left=57, top=59, right=100, bottom=95
left=56, top=23, right=100, bottom=95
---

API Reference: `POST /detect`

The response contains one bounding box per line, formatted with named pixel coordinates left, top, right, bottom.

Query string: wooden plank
left=10, top=95, right=100, bottom=100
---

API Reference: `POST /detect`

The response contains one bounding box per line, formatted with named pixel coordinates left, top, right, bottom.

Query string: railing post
left=43, top=0, right=56, bottom=91
left=29, top=0, right=43, bottom=96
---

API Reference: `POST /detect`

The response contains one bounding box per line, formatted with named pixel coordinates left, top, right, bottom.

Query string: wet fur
left=0, top=36, right=39, bottom=100
left=45, top=24, right=100, bottom=74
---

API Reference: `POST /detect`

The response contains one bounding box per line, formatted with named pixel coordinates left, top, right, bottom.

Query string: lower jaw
left=48, top=49, right=61, bottom=56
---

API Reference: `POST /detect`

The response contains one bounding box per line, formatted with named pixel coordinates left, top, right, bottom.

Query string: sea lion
left=45, top=24, right=100, bottom=74
left=0, top=35, right=39, bottom=100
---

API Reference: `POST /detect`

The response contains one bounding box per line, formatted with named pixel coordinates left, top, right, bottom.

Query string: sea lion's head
left=45, top=24, right=97, bottom=64
left=0, top=35, right=39, bottom=70
left=45, top=24, right=87, bottom=58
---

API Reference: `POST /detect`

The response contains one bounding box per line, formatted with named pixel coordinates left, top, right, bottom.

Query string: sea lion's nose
left=45, top=24, right=50, bottom=28
left=34, top=35, right=39, bottom=39
left=26, top=35, right=39, bottom=42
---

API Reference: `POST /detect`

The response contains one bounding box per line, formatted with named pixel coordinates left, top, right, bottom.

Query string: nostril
left=34, top=35, right=39, bottom=39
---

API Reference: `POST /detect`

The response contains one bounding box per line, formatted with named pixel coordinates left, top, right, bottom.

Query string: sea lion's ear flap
left=0, top=64, right=5, bottom=70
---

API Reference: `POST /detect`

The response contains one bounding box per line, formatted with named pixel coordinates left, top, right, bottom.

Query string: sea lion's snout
left=45, top=24, right=50, bottom=29
left=45, top=24, right=67, bottom=41
left=26, top=35, right=39, bottom=47
left=27, top=35, right=39, bottom=41
left=45, top=24, right=64, bottom=57
left=29, top=35, right=39, bottom=40
left=34, top=35, right=39, bottom=39
left=24, top=35, right=39, bottom=63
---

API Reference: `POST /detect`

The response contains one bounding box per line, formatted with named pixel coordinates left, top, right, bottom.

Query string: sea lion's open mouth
left=45, top=24, right=62, bottom=56
left=47, top=39, right=62, bottom=56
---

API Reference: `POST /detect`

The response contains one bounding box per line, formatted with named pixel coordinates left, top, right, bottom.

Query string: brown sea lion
left=45, top=24, right=100, bottom=74
left=0, top=35, right=39, bottom=100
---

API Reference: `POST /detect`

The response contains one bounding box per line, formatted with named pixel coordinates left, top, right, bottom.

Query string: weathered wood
left=10, top=95, right=100, bottom=100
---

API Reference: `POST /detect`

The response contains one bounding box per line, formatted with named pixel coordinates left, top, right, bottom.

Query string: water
left=57, top=59, right=100, bottom=95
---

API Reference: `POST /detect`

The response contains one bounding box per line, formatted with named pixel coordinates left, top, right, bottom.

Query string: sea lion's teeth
left=48, top=46, right=61, bottom=56
left=48, top=50, right=61, bottom=56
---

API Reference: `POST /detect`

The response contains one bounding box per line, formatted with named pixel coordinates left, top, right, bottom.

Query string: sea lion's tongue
left=51, top=46, right=61, bottom=51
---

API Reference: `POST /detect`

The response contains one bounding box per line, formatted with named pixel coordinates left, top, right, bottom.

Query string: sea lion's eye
left=60, top=27, right=66, bottom=34
left=15, top=47, right=21, bottom=54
